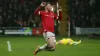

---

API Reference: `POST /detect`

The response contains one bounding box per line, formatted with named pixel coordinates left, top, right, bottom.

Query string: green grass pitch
left=0, top=36, right=100, bottom=56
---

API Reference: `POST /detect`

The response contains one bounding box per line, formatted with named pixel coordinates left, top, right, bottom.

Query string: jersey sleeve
left=54, top=13, right=58, bottom=20
left=39, top=11, right=44, bottom=16
left=34, top=6, right=42, bottom=15
left=58, top=11, right=62, bottom=21
left=53, top=11, right=62, bottom=21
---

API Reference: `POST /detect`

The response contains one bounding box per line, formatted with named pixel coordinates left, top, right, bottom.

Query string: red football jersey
left=34, top=6, right=62, bottom=32
left=40, top=11, right=57, bottom=32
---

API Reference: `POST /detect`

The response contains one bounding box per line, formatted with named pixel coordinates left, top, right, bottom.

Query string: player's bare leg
left=33, top=32, right=56, bottom=56
left=42, top=32, right=56, bottom=51
left=46, top=37, right=56, bottom=51
left=33, top=37, right=56, bottom=55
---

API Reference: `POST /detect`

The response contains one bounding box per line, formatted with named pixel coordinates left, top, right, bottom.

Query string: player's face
left=45, top=4, right=52, bottom=11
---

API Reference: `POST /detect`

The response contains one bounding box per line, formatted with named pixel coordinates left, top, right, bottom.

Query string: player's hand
left=40, top=2, right=46, bottom=6
left=58, top=7, right=62, bottom=11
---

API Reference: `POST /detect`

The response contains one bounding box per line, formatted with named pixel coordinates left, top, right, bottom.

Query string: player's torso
left=61, top=38, right=74, bottom=45
left=41, top=11, right=55, bottom=32
left=61, top=39, right=69, bottom=44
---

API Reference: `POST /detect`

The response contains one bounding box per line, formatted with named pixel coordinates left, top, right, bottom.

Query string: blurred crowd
left=0, top=0, right=57, bottom=27
left=1, top=0, right=99, bottom=28
left=0, top=0, right=36, bottom=27
left=69, top=0, right=100, bottom=27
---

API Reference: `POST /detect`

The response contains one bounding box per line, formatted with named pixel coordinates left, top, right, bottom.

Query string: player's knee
left=48, top=45, right=55, bottom=48
left=47, top=42, right=55, bottom=47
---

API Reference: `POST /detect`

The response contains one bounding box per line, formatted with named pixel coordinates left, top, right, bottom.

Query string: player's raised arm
left=34, top=2, right=46, bottom=15
left=54, top=7, right=62, bottom=21
left=58, top=7, right=62, bottom=21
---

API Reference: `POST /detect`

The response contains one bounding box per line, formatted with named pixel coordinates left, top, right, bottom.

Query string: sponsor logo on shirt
left=45, top=14, right=54, bottom=18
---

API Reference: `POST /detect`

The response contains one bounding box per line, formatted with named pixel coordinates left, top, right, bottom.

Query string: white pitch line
left=7, top=41, right=12, bottom=52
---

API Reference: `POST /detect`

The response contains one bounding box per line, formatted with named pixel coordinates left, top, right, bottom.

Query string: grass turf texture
left=0, top=36, right=100, bottom=56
